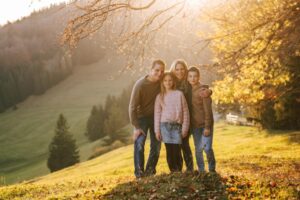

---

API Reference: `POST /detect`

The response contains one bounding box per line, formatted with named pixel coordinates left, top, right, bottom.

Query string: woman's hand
left=200, top=88, right=212, bottom=98
left=203, top=128, right=210, bottom=136
left=156, top=132, right=162, bottom=141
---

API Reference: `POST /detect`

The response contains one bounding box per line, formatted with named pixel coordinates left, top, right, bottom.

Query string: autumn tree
left=206, top=0, right=300, bottom=129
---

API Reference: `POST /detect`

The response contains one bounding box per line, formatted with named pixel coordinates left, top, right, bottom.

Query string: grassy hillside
left=0, top=57, right=139, bottom=184
left=0, top=123, right=299, bottom=199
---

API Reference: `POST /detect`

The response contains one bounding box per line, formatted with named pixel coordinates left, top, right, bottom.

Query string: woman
left=170, top=59, right=212, bottom=172
left=154, top=72, right=189, bottom=172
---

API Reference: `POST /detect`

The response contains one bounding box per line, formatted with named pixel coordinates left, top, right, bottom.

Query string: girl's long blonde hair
left=160, top=72, right=176, bottom=105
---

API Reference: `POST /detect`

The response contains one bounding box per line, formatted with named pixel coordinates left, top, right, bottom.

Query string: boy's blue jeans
left=192, top=127, right=216, bottom=172
left=134, top=117, right=161, bottom=178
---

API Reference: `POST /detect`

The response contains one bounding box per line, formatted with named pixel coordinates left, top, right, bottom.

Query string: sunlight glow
left=186, top=0, right=206, bottom=7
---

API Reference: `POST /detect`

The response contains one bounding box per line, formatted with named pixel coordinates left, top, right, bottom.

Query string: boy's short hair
left=152, top=59, right=166, bottom=69
left=188, top=66, right=200, bottom=76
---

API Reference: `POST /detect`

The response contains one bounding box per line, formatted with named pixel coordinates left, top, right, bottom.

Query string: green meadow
left=0, top=58, right=139, bottom=184
left=0, top=123, right=299, bottom=199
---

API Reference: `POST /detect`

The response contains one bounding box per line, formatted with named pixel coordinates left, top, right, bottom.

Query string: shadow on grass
left=102, top=172, right=228, bottom=200
left=100, top=166, right=299, bottom=199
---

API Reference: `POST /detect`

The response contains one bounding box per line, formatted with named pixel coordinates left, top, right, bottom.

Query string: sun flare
left=186, top=0, right=205, bottom=6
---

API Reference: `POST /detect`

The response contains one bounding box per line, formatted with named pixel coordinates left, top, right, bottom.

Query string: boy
left=187, top=66, right=216, bottom=172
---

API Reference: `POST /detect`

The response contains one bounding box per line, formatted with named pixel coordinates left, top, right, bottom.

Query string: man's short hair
left=152, top=59, right=166, bottom=69
left=188, top=66, right=200, bottom=76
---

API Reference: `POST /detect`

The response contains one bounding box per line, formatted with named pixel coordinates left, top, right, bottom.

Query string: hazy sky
left=0, top=0, right=213, bottom=26
left=0, top=0, right=70, bottom=25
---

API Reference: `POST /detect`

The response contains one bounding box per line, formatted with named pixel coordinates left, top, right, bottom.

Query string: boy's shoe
left=209, top=169, right=217, bottom=173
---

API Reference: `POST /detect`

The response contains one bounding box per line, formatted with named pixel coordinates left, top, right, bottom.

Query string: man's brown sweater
left=129, top=76, right=160, bottom=129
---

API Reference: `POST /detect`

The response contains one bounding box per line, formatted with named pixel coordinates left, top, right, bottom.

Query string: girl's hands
left=156, top=132, right=162, bottom=141
left=204, top=128, right=210, bottom=136
left=182, top=132, right=188, bottom=138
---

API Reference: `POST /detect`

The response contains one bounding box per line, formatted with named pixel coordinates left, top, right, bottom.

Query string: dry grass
left=1, top=122, right=299, bottom=199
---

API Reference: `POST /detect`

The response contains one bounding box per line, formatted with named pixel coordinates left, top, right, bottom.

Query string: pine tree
left=104, top=103, right=128, bottom=141
left=85, top=105, right=106, bottom=141
left=47, top=114, right=80, bottom=172
left=84, top=83, right=133, bottom=142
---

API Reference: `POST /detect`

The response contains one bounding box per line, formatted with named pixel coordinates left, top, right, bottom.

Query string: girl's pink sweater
left=154, top=90, right=190, bottom=134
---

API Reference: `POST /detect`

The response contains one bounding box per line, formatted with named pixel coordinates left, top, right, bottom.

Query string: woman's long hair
left=160, top=72, right=176, bottom=105
left=169, top=59, right=189, bottom=81
left=170, top=59, right=189, bottom=96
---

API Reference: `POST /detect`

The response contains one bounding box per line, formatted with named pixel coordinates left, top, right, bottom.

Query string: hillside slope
left=0, top=123, right=299, bottom=199
left=0, top=57, right=139, bottom=184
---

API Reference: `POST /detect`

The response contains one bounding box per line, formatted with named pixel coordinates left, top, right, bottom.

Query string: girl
left=154, top=72, right=190, bottom=172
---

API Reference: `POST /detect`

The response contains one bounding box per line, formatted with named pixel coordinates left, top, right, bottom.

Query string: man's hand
left=200, top=88, right=212, bottom=98
left=133, top=128, right=145, bottom=141
left=156, top=132, right=162, bottom=141
left=203, top=128, right=211, bottom=136
left=182, top=132, right=188, bottom=138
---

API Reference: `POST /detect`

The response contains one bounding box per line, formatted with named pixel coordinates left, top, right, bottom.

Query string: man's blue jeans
left=134, top=117, right=161, bottom=178
left=192, top=127, right=216, bottom=172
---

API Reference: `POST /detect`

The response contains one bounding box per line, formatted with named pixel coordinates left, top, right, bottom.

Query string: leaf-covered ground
left=0, top=123, right=299, bottom=199
left=104, top=171, right=299, bottom=200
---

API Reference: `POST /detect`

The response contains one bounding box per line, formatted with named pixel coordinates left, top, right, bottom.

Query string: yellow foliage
left=207, top=0, right=297, bottom=106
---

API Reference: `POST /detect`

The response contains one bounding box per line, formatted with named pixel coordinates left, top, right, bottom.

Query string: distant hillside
left=0, top=56, right=139, bottom=184
left=0, top=3, right=109, bottom=112
left=0, top=123, right=299, bottom=199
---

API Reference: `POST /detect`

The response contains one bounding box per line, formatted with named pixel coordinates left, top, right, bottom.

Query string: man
left=129, top=59, right=165, bottom=178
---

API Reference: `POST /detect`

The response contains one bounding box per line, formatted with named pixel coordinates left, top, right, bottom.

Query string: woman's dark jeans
left=180, top=133, right=194, bottom=172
